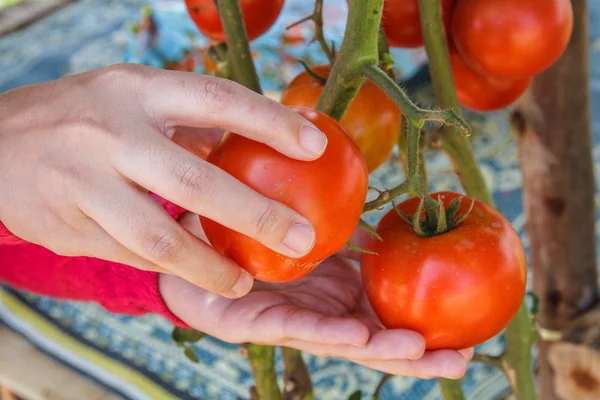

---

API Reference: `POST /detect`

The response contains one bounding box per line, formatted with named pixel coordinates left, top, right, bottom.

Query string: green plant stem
left=372, top=374, right=393, bottom=399
left=439, top=379, right=466, bottom=400
left=417, top=0, right=490, bottom=205
left=216, top=0, right=261, bottom=93
left=406, top=122, right=438, bottom=223
left=315, top=0, right=383, bottom=120
left=281, top=348, right=315, bottom=400
left=363, top=182, right=409, bottom=212
left=503, top=303, right=539, bottom=400
left=312, top=0, right=334, bottom=64
left=286, top=0, right=334, bottom=64
left=471, top=353, right=504, bottom=372
left=362, top=64, right=470, bottom=133
left=246, top=344, right=282, bottom=400
left=418, top=1, right=536, bottom=399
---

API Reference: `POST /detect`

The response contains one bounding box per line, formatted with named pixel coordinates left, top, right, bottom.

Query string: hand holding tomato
left=162, top=212, right=473, bottom=379
left=361, top=192, right=527, bottom=351
left=0, top=63, right=331, bottom=299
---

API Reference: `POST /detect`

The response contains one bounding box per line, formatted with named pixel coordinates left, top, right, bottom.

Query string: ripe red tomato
left=185, top=0, right=284, bottom=42
left=200, top=108, right=369, bottom=283
left=280, top=65, right=401, bottom=172
left=449, top=47, right=531, bottom=112
left=379, top=0, right=457, bottom=48
left=361, top=192, right=527, bottom=350
left=451, top=0, right=573, bottom=78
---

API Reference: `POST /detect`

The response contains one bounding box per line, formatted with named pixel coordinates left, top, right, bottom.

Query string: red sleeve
left=0, top=194, right=188, bottom=327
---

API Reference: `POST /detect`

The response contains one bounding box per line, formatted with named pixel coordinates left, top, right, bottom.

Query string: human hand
left=160, top=213, right=473, bottom=380
left=0, top=63, right=329, bottom=298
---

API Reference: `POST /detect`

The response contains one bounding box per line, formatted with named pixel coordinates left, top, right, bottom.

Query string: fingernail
left=283, top=223, right=316, bottom=255
left=299, top=124, right=327, bottom=156
left=230, top=269, right=254, bottom=297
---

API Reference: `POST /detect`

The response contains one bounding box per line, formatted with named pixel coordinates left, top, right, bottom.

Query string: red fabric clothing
left=0, top=194, right=187, bottom=326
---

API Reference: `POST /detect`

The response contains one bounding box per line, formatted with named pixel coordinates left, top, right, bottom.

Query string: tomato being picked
left=378, top=0, right=457, bottom=48
left=281, top=65, right=401, bottom=172
left=451, top=0, right=573, bottom=78
left=185, top=0, right=284, bottom=42
left=361, top=192, right=527, bottom=350
left=201, top=108, right=369, bottom=283
left=449, top=47, right=531, bottom=112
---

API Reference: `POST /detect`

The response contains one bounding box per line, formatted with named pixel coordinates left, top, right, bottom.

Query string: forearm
left=0, top=194, right=187, bottom=326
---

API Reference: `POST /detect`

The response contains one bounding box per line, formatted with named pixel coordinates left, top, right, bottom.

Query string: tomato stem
left=362, top=64, right=471, bottom=135
left=372, top=373, right=393, bottom=399
left=363, top=182, right=409, bottom=213
left=439, top=379, right=466, bottom=400
left=315, top=0, right=383, bottom=120
left=216, top=0, right=262, bottom=93
left=286, top=0, right=335, bottom=64
left=246, top=344, right=283, bottom=399
left=281, top=347, right=315, bottom=400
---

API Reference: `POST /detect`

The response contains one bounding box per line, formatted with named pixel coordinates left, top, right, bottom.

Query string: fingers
left=353, top=350, right=469, bottom=380
left=141, top=70, right=328, bottom=160
left=111, top=135, right=316, bottom=258
left=78, top=179, right=254, bottom=298
left=286, top=329, right=425, bottom=362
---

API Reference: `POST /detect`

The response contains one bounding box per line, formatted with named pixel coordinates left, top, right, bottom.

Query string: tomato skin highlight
left=449, top=47, right=532, bottom=112
left=451, top=0, right=574, bottom=79
left=379, top=0, right=457, bottom=48
left=280, top=65, right=401, bottom=173
left=201, top=108, right=369, bottom=283
left=185, top=0, right=284, bottom=42
left=361, top=192, right=527, bottom=351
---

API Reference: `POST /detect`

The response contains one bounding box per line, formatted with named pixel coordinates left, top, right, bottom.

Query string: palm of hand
left=161, top=256, right=471, bottom=379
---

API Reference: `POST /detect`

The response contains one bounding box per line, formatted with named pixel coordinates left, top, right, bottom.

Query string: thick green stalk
left=216, top=0, right=261, bottom=93
left=246, top=344, right=282, bottom=400
left=439, top=379, right=466, bottom=400
left=418, top=1, right=536, bottom=399
left=282, top=348, right=315, bottom=400
left=417, top=0, right=492, bottom=205
left=503, top=303, right=539, bottom=400
left=315, top=0, right=384, bottom=120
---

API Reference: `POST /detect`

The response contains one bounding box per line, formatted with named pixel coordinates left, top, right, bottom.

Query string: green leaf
left=184, top=346, right=199, bottom=363
left=172, top=327, right=205, bottom=346
left=346, top=241, right=378, bottom=256
left=348, top=390, right=362, bottom=400
left=358, top=218, right=382, bottom=241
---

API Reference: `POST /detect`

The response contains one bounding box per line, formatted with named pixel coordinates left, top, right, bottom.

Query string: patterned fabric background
left=1, top=0, right=600, bottom=399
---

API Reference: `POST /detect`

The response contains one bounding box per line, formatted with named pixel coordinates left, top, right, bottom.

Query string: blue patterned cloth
left=1, top=1, right=600, bottom=399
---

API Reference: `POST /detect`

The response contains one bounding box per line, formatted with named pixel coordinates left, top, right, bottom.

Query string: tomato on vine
left=377, top=0, right=457, bottom=48
left=201, top=108, right=369, bottom=283
left=361, top=192, right=527, bottom=351
left=451, top=0, right=573, bottom=78
left=449, top=47, right=532, bottom=112
left=185, top=0, right=284, bottom=42
left=280, top=65, right=401, bottom=172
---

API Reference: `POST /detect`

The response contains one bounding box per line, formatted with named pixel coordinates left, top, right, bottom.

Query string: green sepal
left=448, top=197, right=475, bottom=229
left=358, top=218, right=382, bottom=241
left=346, top=241, right=378, bottom=256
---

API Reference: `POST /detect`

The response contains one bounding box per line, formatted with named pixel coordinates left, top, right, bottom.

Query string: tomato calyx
left=394, top=195, right=475, bottom=237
